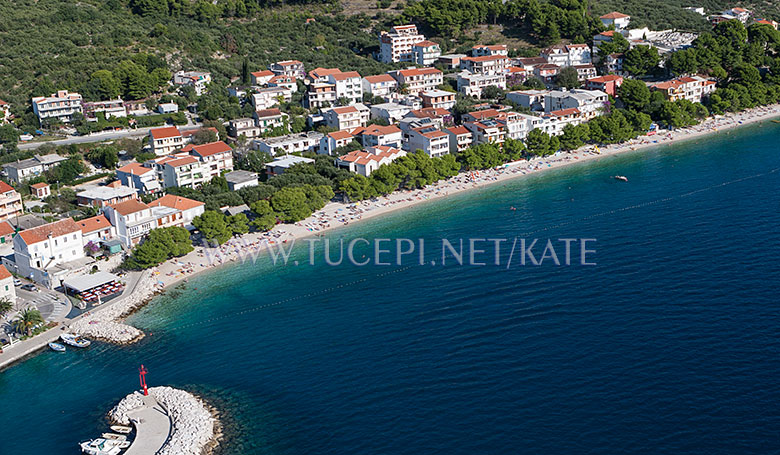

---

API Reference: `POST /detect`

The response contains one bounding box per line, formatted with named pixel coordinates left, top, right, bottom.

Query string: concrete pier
left=125, top=394, right=172, bottom=455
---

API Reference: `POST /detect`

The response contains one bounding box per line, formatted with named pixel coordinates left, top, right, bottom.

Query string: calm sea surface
left=1, top=124, right=779, bottom=454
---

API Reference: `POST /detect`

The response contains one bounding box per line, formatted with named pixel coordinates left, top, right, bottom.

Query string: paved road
left=18, top=121, right=204, bottom=150
left=15, top=287, right=71, bottom=323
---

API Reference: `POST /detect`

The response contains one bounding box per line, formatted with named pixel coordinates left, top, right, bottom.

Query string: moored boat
left=614, top=175, right=629, bottom=182
left=101, top=433, right=126, bottom=441
left=79, top=438, right=123, bottom=455
left=48, top=342, right=66, bottom=352
left=110, top=425, right=132, bottom=434
left=60, top=333, right=91, bottom=348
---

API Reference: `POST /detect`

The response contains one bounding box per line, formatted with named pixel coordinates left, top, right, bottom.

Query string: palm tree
left=0, top=297, right=12, bottom=319
left=12, top=308, right=44, bottom=337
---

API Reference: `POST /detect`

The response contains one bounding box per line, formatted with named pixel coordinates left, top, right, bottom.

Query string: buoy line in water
left=149, top=168, right=779, bottom=334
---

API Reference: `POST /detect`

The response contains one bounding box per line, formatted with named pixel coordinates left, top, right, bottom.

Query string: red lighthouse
left=139, top=364, right=149, bottom=396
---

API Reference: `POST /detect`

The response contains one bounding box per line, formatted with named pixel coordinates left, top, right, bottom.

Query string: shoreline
left=150, top=103, right=780, bottom=290
left=2, top=103, right=778, bottom=361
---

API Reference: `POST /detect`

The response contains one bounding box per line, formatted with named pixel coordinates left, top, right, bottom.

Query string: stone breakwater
left=69, top=271, right=161, bottom=343
left=110, top=386, right=219, bottom=455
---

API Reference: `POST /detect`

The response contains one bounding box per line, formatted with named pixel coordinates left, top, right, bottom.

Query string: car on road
left=21, top=283, right=38, bottom=292
left=13, top=278, right=22, bottom=286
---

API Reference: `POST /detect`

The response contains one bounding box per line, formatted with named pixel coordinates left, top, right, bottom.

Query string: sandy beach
left=151, top=104, right=780, bottom=289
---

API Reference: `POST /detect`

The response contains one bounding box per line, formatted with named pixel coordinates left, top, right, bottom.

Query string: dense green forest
left=0, top=0, right=391, bottom=109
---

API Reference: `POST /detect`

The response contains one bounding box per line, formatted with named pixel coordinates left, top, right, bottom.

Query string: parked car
left=21, top=283, right=38, bottom=292
left=13, top=278, right=22, bottom=286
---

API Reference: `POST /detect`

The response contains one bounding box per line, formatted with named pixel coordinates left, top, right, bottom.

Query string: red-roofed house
left=78, top=215, right=115, bottom=243
left=0, top=264, right=14, bottom=301
left=0, top=220, right=15, bottom=245
left=352, top=124, right=403, bottom=149
left=116, top=162, right=160, bottom=194
left=460, top=55, right=510, bottom=75
left=187, top=141, right=234, bottom=182
left=586, top=75, right=624, bottom=96
left=102, top=198, right=184, bottom=247
left=446, top=126, right=473, bottom=153
left=319, top=130, right=357, bottom=155
left=30, top=182, right=50, bottom=199
left=149, top=126, right=183, bottom=156
left=600, top=11, right=631, bottom=29
left=652, top=75, right=716, bottom=103
left=327, top=71, right=363, bottom=105
left=251, top=70, right=275, bottom=86
left=336, top=146, right=407, bottom=177
left=269, top=60, right=305, bottom=78
left=148, top=194, right=205, bottom=229
left=12, top=218, right=87, bottom=288
left=407, top=127, right=450, bottom=158
left=0, top=181, right=22, bottom=221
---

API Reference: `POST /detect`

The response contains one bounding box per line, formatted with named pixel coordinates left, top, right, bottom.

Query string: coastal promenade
left=125, top=394, right=172, bottom=455
left=0, top=270, right=144, bottom=370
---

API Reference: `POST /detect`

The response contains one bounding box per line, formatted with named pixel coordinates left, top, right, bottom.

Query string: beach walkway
left=125, top=394, right=172, bottom=455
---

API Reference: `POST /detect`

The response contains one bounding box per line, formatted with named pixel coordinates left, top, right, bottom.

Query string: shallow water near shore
left=2, top=123, right=780, bottom=454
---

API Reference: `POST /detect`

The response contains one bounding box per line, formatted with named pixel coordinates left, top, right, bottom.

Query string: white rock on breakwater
left=69, top=271, right=161, bottom=343
left=110, top=386, right=218, bottom=455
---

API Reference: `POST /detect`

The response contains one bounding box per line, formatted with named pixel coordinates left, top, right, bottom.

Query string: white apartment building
left=445, top=126, right=473, bottom=154
left=83, top=99, right=127, bottom=120
left=253, top=131, right=324, bottom=156
left=0, top=181, right=22, bottom=221
left=323, top=104, right=370, bottom=131
left=32, top=90, right=83, bottom=124
left=420, top=90, right=457, bottom=110
left=353, top=124, right=403, bottom=149
left=319, top=130, right=356, bottom=155
left=149, top=126, right=184, bottom=156
left=187, top=141, right=234, bottom=182
left=379, top=24, right=426, bottom=63
left=370, top=102, right=414, bottom=124
left=541, top=44, right=593, bottom=67
left=412, top=40, right=442, bottom=66
left=362, top=74, right=398, bottom=97
left=251, top=86, right=292, bottom=110
left=544, top=89, right=608, bottom=119
left=392, top=68, right=443, bottom=95
left=147, top=194, right=205, bottom=230
left=116, top=162, right=161, bottom=194
left=269, top=60, right=305, bottom=78
left=102, top=199, right=181, bottom=247
left=407, top=126, right=450, bottom=158
left=2, top=154, right=68, bottom=183
left=327, top=71, right=363, bottom=105
left=12, top=218, right=87, bottom=289
left=460, top=55, right=509, bottom=75
left=652, top=76, right=717, bottom=103
left=457, top=71, right=507, bottom=98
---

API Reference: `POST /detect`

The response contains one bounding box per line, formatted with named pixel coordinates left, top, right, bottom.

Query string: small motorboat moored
left=101, top=433, right=126, bottom=441
left=613, top=175, right=629, bottom=182
left=79, top=438, right=123, bottom=455
left=110, top=425, right=132, bottom=434
left=60, top=333, right=91, bottom=348
left=48, top=342, right=66, bottom=352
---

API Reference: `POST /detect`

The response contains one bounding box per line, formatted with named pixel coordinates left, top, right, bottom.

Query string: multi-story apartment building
left=392, top=68, right=443, bottom=95
left=362, top=74, right=398, bottom=97
left=251, top=86, right=292, bottom=110
left=407, top=126, right=450, bottom=158
left=328, top=71, right=363, bottom=105
left=253, top=131, right=324, bottom=156
left=600, top=11, right=631, bottom=30
left=457, top=71, right=507, bottom=98
left=533, top=64, right=560, bottom=84
left=12, top=218, right=86, bottom=288
left=77, top=215, right=116, bottom=244
left=269, top=60, right=305, bottom=78
left=0, top=182, right=22, bottom=221
left=102, top=199, right=179, bottom=247
left=116, top=162, right=161, bottom=194
left=652, top=76, right=717, bottom=103
left=173, top=71, right=212, bottom=95
left=305, top=83, right=338, bottom=109
left=545, top=89, right=608, bottom=120
left=76, top=185, right=139, bottom=208
left=445, top=125, right=473, bottom=154
left=412, top=40, right=442, bottom=66
left=319, top=130, right=357, bottom=155
left=506, top=90, right=550, bottom=111
left=187, top=141, right=234, bottom=182
left=379, top=24, right=426, bottom=63
left=149, top=126, right=184, bottom=156
left=323, top=104, right=370, bottom=131
left=460, top=55, right=510, bottom=75
left=147, top=194, right=205, bottom=230
left=420, top=90, right=457, bottom=110
left=464, top=117, right=506, bottom=145
left=268, top=75, right=298, bottom=92
left=574, top=64, right=598, bottom=82
left=541, top=44, right=593, bottom=67
left=251, top=70, right=275, bottom=86
left=336, top=146, right=407, bottom=177
left=31, top=90, right=83, bottom=124
left=472, top=45, right=508, bottom=57
left=352, top=125, right=403, bottom=149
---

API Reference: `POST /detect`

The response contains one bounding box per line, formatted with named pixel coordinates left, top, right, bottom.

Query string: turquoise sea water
left=1, top=123, right=780, bottom=454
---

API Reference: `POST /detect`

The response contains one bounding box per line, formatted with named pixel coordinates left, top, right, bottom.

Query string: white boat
left=48, top=342, right=66, bottom=352
left=60, top=333, right=91, bottom=348
left=101, top=433, right=126, bottom=441
left=110, top=425, right=132, bottom=434
left=614, top=175, right=629, bottom=182
left=79, top=438, right=123, bottom=455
